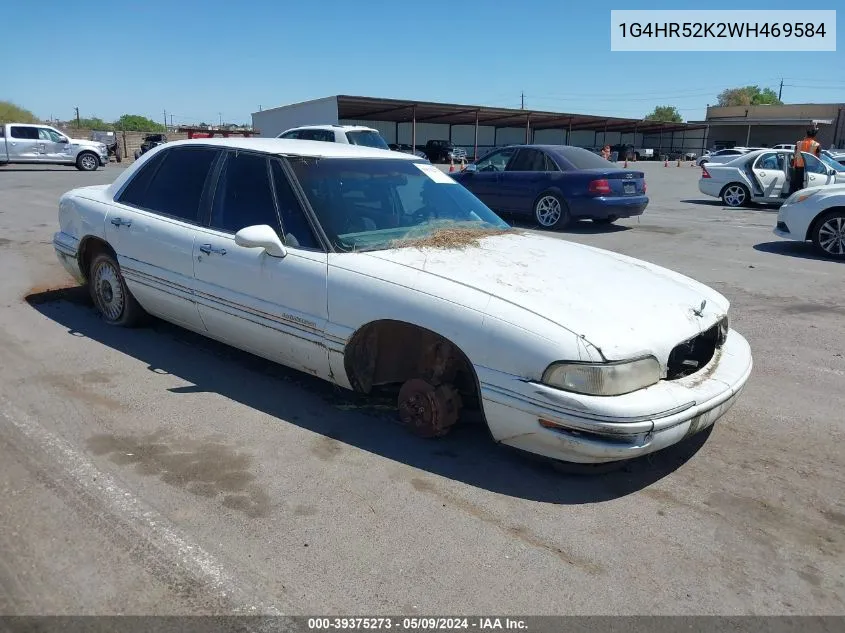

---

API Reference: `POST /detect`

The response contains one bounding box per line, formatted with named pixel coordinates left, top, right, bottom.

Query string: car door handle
left=199, top=244, right=226, bottom=255
left=110, top=217, right=132, bottom=227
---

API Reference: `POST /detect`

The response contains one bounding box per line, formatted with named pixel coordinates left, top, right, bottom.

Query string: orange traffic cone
left=449, top=159, right=455, bottom=173
left=623, top=158, right=628, bottom=168
left=677, top=158, right=681, bottom=167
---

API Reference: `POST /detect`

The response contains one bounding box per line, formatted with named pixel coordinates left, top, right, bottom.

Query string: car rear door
left=191, top=150, right=330, bottom=378
left=7, top=125, right=40, bottom=161
left=498, top=148, right=550, bottom=214
left=750, top=151, right=787, bottom=200
left=107, top=146, right=219, bottom=332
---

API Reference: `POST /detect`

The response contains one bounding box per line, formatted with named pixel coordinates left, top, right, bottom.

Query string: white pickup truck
left=0, top=123, right=109, bottom=171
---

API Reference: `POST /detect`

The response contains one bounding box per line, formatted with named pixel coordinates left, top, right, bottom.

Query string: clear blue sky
left=2, top=0, right=842, bottom=125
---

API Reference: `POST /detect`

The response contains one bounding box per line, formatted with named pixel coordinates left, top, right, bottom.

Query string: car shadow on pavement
left=679, top=199, right=725, bottom=207
left=754, top=240, right=840, bottom=262
left=506, top=217, right=631, bottom=234
left=26, top=286, right=710, bottom=505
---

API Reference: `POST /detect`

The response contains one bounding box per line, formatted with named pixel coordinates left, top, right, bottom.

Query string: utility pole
left=219, top=112, right=223, bottom=126
left=170, top=114, right=174, bottom=127
left=778, top=78, right=784, bottom=101
left=521, top=92, right=524, bottom=109
left=74, top=107, right=80, bottom=128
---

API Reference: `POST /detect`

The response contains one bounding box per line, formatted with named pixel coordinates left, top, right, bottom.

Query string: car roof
left=282, top=124, right=378, bottom=132
left=104, top=137, right=420, bottom=199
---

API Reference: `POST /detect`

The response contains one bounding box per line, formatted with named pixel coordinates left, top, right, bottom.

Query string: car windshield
left=287, top=157, right=510, bottom=252
left=556, top=146, right=613, bottom=169
left=819, top=152, right=845, bottom=172
left=345, top=130, right=390, bottom=150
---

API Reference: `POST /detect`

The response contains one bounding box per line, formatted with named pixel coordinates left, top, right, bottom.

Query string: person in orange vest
left=790, top=127, right=822, bottom=194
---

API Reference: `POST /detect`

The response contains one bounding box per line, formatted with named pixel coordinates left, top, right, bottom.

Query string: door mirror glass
left=58, top=136, right=69, bottom=143
left=234, top=224, right=287, bottom=258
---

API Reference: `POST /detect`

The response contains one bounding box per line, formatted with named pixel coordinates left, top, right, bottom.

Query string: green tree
left=644, top=105, right=683, bottom=123
left=114, top=114, right=165, bottom=132
left=76, top=117, right=114, bottom=130
left=716, top=85, right=782, bottom=107
left=0, top=101, right=40, bottom=125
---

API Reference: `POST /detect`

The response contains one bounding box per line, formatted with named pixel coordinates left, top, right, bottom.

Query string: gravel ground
left=0, top=161, right=843, bottom=616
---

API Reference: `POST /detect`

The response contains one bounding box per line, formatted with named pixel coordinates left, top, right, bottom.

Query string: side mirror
left=59, top=136, right=69, bottom=143
left=829, top=168, right=837, bottom=176
left=463, top=163, right=477, bottom=173
left=234, top=224, right=287, bottom=258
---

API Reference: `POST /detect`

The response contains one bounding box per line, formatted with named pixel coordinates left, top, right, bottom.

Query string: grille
left=665, top=317, right=728, bottom=380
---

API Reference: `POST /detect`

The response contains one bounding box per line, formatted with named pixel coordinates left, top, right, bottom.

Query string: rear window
left=556, top=146, right=613, bottom=169
left=345, top=130, right=389, bottom=150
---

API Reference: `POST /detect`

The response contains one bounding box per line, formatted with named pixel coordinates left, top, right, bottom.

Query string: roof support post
left=603, top=120, right=608, bottom=146
left=412, top=105, right=416, bottom=153
left=746, top=123, right=752, bottom=146
left=493, top=127, right=497, bottom=148
left=474, top=110, right=479, bottom=160
left=525, top=113, right=531, bottom=143
left=394, top=121, right=399, bottom=145
left=567, top=119, right=572, bottom=145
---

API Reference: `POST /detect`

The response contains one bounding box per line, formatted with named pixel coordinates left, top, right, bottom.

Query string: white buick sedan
left=53, top=138, right=752, bottom=465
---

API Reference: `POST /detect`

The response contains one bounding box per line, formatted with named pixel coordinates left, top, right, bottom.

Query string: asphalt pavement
left=0, top=161, right=843, bottom=615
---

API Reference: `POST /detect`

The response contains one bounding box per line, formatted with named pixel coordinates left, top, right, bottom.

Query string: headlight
left=791, top=189, right=818, bottom=204
left=541, top=356, right=661, bottom=397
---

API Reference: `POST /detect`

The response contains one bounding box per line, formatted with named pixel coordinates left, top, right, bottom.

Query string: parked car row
left=51, top=136, right=749, bottom=468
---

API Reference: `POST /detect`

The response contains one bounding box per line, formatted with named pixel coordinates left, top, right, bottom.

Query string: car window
left=10, top=126, right=38, bottom=140
left=475, top=148, right=516, bottom=172
left=288, top=157, right=510, bottom=252
left=507, top=149, right=546, bottom=172
left=345, top=130, right=389, bottom=150
left=755, top=152, right=784, bottom=171
left=556, top=146, right=613, bottom=169
left=38, top=128, right=64, bottom=142
left=270, top=159, right=319, bottom=249
left=280, top=131, right=300, bottom=139
left=544, top=153, right=560, bottom=171
left=819, top=152, right=845, bottom=172
left=118, top=147, right=219, bottom=223
left=803, top=153, right=826, bottom=174
left=297, top=129, right=334, bottom=142
left=210, top=151, right=280, bottom=234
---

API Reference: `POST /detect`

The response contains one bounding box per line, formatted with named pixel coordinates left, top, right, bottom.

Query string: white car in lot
left=52, top=138, right=752, bottom=466
left=697, top=147, right=758, bottom=166
left=698, top=148, right=843, bottom=207
left=774, top=184, right=845, bottom=259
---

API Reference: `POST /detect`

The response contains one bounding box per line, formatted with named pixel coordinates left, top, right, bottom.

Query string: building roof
left=256, top=95, right=707, bottom=135
left=689, top=117, right=835, bottom=126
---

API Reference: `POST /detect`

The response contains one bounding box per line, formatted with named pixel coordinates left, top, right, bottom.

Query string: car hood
left=71, top=138, right=105, bottom=148
left=362, top=231, right=729, bottom=363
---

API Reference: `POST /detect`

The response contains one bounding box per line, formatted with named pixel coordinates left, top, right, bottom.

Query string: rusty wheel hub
left=397, top=378, right=462, bottom=438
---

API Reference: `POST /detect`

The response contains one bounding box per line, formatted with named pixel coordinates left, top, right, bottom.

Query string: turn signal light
left=588, top=179, right=612, bottom=195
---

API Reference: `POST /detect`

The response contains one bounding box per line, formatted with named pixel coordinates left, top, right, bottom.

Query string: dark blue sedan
left=450, top=144, right=648, bottom=229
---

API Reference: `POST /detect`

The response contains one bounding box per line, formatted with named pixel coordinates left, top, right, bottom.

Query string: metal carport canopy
left=335, top=95, right=706, bottom=134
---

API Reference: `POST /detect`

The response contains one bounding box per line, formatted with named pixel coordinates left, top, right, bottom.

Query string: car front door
left=107, top=146, right=219, bottom=332
left=750, top=152, right=788, bottom=200
left=37, top=127, right=69, bottom=161
left=802, top=152, right=835, bottom=187
left=499, top=148, right=553, bottom=214
left=7, top=125, right=40, bottom=161
left=191, top=150, right=330, bottom=378
left=461, top=147, right=516, bottom=211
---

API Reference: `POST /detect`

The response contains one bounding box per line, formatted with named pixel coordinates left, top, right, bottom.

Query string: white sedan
left=698, top=148, right=843, bottom=207
left=53, top=138, right=752, bottom=466
left=775, top=184, right=845, bottom=259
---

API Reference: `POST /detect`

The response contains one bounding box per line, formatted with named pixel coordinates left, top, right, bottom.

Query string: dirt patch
left=391, top=227, right=518, bottom=250
left=0, top=238, right=13, bottom=247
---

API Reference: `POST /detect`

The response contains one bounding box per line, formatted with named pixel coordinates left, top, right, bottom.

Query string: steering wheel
left=413, top=208, right=431, bottom=224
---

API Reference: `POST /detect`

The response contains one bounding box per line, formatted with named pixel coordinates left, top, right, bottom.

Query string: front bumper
left=477, top=329, right=753, bottom=464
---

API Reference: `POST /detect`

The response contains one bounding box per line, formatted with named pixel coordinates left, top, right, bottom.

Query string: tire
left=89, top=252, right=146, bottom=327
left=76, top=151, right=99, bottom=171
left=721, top=183, right=750, bottom=208
left=811, top=210, right=845, bottom=260
left=593, top=216, right=618, bottom=225
left=533, top=192, right=570, bottom=230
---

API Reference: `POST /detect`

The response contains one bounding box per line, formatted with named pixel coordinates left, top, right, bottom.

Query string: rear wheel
left=811, top=210, right=845, bottom=260
left=89, top=252, right=146, bottom=326
left=533, top=192, right=570, bottom=230
left=721, top=183, right=750, bottom=208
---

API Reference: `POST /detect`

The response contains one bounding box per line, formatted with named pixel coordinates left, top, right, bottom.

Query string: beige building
left=690, top=103, right=845, bottom=150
